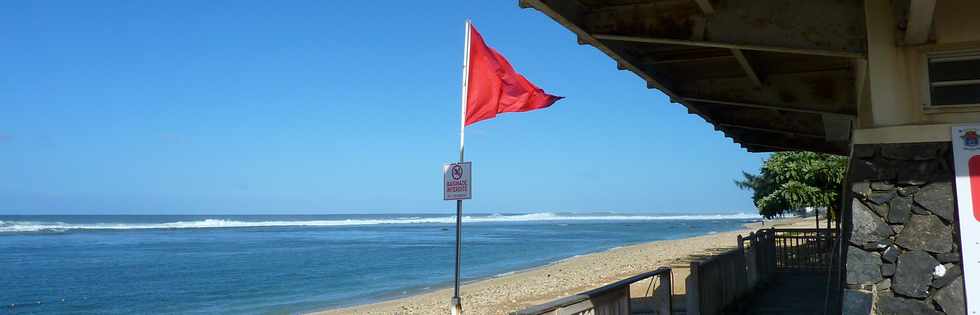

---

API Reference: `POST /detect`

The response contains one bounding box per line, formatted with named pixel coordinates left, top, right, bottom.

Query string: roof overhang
left=520, top=0, right=868, bottom=155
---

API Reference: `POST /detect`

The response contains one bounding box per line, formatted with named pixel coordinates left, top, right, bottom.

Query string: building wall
left=843, top=142, right=965, bottom=315
left=858, top=0, right=980, bottom=144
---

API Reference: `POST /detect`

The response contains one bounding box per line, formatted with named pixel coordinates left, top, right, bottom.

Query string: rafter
left=682, top=96, right=856, bottom=117
left=729, top=129, right=848, bottom=154
left=741, top=142, right=797, bottom=152
left=518, top=0, right=715, bottom=124
left=583, top=0, right=865, bottom=59
left=592, top=34, right=863, bottom=59
left=692, top=0, right=714, bottom=15
left=718, top=123, right=824, bottom=139
left=731, top=49, right=763, bottom=86
left=640, top=54, right=733, bottom=65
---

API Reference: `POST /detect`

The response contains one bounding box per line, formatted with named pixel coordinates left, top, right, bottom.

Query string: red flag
left=465, top=25, right=562, bottom=126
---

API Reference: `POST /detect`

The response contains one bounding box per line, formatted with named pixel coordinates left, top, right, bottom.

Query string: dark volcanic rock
left=895, top=215, right=953, bottom=253
left=911, top=204, right=932, bottom=215
left=915, top=182, right=955, bottom=222
left=847, top=246, right=882, bottom=285
left=850, top=198, right=894, bottom=245
left=852, top=181, right=871, bottom=197
left=850, top=159, right=881, bottom=181
left=842, top=289, right=873, bottom=315
left=877, top=278, right=892, bottom=291
left=871, top=202, right=890, bottom=218
left=887, top=197, right=912, bottom=224
left=881, top=143, right=939, bottom=160
left=934, top=276, right=966, bottom=315
left=898, top=186, right=920, bottom=197
left=896, top=160, right=938, bottom=185
left=870, top=190, right=898, bottom=205
left=882, top=263, right=896, bottom=277
left=894, top=250, right=940, bottom=298
left=937, top=252, right=961, bottom=263
left=891, top=224, right=904, bottom=234
left=932, top=264, right=962, bottom=289
left=882, top=246, right=900, bottom=263
left=852, top=145, right=877, bottom=158
left=871, top=181, right=895, bottom=191
left=860, top=239, right=892, bottom=251
left=877, top=295, right=942, bottom=315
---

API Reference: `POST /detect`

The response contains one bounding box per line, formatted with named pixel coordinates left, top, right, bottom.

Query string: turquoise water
left=0, top=213, right=758, bottom=314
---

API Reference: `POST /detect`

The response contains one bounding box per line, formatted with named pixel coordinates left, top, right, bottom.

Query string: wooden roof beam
left=692, top=0, right=715, bottom=15
left=904, top=0, right=936, bottom=45
left=592, top=34, right=863, bottom=59
left=731, top=49, right=763, bottom=86
left=729, top=129, right=848, bottom=155
left=717, top=123, right=824, bottom=139
left=682, top=96, right=856, bottom=117
left=740, top=142, right=845, bottom=155
left=518, top=0, right=715, bottom=124
left=639, top=54, right=734, bottom=65
left=741, top=143, right=798, bottom=152
left=584, top=0, right=866, bottom=59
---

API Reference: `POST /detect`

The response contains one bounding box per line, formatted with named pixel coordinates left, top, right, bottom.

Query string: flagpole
left=452, top=19, right=471, bottom=315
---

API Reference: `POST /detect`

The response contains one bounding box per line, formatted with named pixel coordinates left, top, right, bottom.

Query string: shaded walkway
left=742, top=272, right=829, bottom=315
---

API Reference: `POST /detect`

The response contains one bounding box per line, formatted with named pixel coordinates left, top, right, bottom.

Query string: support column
left=841, top=142, right=966, bottom=315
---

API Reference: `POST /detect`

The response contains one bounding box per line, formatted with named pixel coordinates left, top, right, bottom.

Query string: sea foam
left=0, top=212, right=760, bottom=233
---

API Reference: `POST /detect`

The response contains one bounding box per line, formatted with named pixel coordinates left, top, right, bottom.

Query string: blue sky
left=0, top=1, right=767, bottom=214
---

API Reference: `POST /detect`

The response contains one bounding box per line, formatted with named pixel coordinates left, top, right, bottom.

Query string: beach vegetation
left=735, top=152, right=847, bottom=219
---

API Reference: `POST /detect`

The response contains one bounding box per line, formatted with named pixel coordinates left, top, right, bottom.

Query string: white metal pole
left=459, top=20, right=471, bottom=163
left=452, top=19, right=471, bottom=315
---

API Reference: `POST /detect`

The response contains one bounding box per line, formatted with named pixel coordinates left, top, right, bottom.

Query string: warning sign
left=444, top=162, right=471, bottom=200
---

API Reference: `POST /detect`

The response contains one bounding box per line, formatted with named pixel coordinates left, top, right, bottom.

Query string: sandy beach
left=313, top=217, right=813, bottom=315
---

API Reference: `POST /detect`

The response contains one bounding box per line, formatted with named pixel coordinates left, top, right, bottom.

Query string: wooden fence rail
left=516, top=228, right=837, bottom=315
left=689, top=228, right=836, bottom=315
left=513, top=267, right=672, bottom=315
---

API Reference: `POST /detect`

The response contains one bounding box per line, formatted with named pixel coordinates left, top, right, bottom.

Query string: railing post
left=688, top=261, right=701, bottom=315
left=768, top=228, right=776, bottom=277
left=665, top=267, right=673, bottom=315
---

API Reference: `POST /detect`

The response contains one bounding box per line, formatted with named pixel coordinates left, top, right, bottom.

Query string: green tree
left=735, top=152, right=847, bottom=220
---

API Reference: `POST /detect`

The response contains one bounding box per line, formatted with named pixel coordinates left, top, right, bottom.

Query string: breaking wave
left=0, top=212, right=760, bottom=233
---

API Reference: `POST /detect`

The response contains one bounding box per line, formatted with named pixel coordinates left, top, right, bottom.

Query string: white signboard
left=444, top=162, right=471, bottom=200
left=951, top=125, right=980, bottom=313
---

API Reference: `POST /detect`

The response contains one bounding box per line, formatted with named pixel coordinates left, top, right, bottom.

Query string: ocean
left=0, top=213, right=759, bottom=314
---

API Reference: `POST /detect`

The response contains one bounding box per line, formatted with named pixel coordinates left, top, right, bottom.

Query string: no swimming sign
left=443, top=162, right=471, bottom=200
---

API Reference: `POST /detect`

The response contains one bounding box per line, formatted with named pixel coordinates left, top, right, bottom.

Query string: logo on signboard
left=963, top=129, right=980, bottom=147
left=452, top=164, right=463, bottom=180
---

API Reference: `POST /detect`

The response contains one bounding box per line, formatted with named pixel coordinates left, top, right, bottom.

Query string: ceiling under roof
left=520, top=0, right=868, bottom=155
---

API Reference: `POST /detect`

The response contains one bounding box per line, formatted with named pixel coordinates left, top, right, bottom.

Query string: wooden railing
left=739, top=229, right=777, bottom=287
left=512, top=267, right=672, bottom=315
left=689, top=228, right=836, bottom=315
left=770, top=228, right=836, bottom=272
left=686, top=249, right=749, bottom=315
left=740, top=228, right=836, bottom=273
left=516, top=228, right=837, bottom=315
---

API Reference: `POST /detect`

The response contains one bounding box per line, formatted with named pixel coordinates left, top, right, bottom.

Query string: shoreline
left=312, top=217, right=811, bottom=315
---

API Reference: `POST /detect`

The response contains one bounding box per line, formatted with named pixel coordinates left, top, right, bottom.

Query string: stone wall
left=843, top=143, right=966, bottom=315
